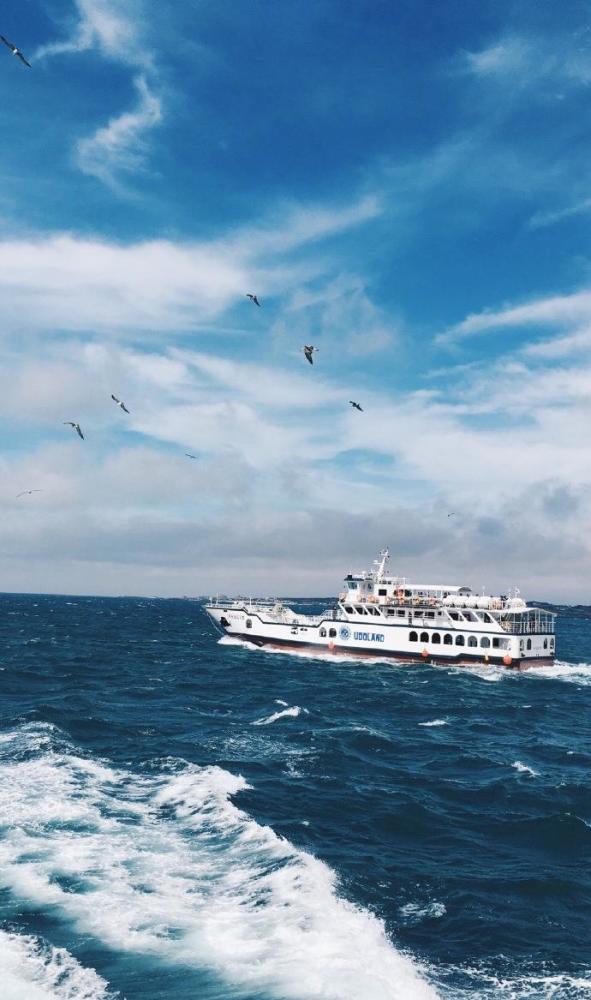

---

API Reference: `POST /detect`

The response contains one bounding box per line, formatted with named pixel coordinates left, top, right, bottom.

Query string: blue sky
left=1, top=0, right=591, bottom=598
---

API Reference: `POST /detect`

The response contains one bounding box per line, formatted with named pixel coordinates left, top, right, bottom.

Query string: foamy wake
left=512, top=761, right=539, bottom=778
left=0, top=930, right=110, bottom=1000
left=252, top=705, right=308, bottom=725
left=524, top=661, right=591, bottom=685
left=0, top=723, right=438, bottom=1000
left=418, top=719, right=448, bottom=728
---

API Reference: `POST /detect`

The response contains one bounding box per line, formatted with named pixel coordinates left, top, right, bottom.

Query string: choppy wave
left=252, top=705, right=307, bottom=725
left=438, top=964, right=591, bottom=998
left=0, top=723, right=438, bottom=1000
left=512, top=761, right=539, bottom=777
left=0, top=930, right=111, bottom=1000
left=418, top=719, right=448, bottom=727
left=398, top=901, right=447, bottom=925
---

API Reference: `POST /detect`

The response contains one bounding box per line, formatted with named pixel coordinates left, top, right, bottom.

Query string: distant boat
left=205, top=549, right=556, bottom=669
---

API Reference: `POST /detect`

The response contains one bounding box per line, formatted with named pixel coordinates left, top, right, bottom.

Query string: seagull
left=349, top=401, right=363, bottom=412
left=447, top=512, right=456, bottom=517
left=16, top=490, right=42, bottom=498
left=246, top=293, right=261, bottom=307
left=185, top=453, right=198, bottom=459
left=0, top=35, right=31, bottom=67
left=111, top=394, right=130, bottom=413
left=303, top=345, right=318, bottom=365
left=63, top=422, right=84, bottom=440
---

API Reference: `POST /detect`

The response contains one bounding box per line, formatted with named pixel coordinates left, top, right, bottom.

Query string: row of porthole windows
left=409, top=631, right=499, bottom=648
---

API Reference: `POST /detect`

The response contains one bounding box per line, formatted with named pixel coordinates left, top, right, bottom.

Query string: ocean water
left=0, top=595, right=590, bottom=1000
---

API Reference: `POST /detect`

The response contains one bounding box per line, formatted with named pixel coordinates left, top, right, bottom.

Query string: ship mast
left=374, top=547, right=389, bottom=582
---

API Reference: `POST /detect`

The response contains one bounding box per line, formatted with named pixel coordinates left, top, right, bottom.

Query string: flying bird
left=111, top=394, right=130, bottom=413
left=185, top=453, right=198, bottom=460
left=246, top=293, right=261, bottom=307
left=303, top=345, right=318, bottom=365
left=63, top=422, right=84, bottom=440
left=16, top=490, right=42, bottom=498
left=349, top=401, right=363, bottom=412
left=0, top=35, right=31, bottom=67
left=447, top=512, right=456, bottom=517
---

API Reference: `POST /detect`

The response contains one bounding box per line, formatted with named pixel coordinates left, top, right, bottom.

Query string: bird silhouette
left=246, top=293, right=261, bottom=307
left=349, top=401, right=363, bottom=412
left=111, top=394, right=130, bottom=413
left=0, top=35, right=31, bottom=67
left=303, top=345, right=318, bottom=365
left=63, top=422, right=84, bottom=440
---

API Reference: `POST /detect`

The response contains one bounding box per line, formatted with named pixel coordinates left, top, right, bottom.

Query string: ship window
left=420, top=631, right=429, bottom=642
left=481, top=612, right=493, bottom=623
left=409, top=631, right=418, bottom=642
left=329, top=628, right=337, bottom=638
left=432, top=632, right=441, bottom=644
left=378, top=588, right=387, bottom=596
left=356, top=606, right=368, bottom=615
left=246, top=619, right=252, bottom=629
left=449, top=612, right=459, bottom=620
left=319, top=628, right=326, bottom=638
left=526, top=638, right=532, bottom=650
left=344, top=605, right=354, bottom=613
left=397, top=609, right=405, bottom=617
left=480, top=636, right=490, bottom=648
left=455, top=635, right=465, bottom=646
left=543, top=638, right=548, bottom=649
left=468, top=635, right=477, bottom=647
left=443, top=633, right=453, bottom=645
left=368, top=606, right=380, bottom=616
left=492, top=637, right=500, bottom=648
left=550, top=638, right=555, bottom=648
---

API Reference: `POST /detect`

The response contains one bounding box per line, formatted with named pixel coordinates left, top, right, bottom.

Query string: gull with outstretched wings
left=111, top=394, right=130, bottom=413
left=303, top=345, right=318, bottom=365
left=246, top=293, right=261, bottom=307
left=64, top=421, right=84, bottom=440
left=16, top=490, right=42, bottom=498
left=0, top=35, right=31, bottom=67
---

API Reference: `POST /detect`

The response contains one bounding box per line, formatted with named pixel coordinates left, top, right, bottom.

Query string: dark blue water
left=0, top=594, right=590, bottom=999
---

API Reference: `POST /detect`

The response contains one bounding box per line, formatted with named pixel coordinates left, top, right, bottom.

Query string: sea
left=0, top=594, right=590, bottom=1000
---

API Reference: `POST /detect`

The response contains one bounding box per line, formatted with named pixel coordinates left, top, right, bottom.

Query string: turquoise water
left=0, top=594, right=589, bottom=999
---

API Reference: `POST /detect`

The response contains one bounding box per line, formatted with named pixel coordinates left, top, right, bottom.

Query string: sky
left=1, top=0, right=591, bottom=600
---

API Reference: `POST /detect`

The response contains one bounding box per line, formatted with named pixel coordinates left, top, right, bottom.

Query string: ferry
left=205, top=550, right=556, bottom=669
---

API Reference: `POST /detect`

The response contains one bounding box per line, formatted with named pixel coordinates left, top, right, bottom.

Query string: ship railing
left=498, top=614, right=555, bottom=635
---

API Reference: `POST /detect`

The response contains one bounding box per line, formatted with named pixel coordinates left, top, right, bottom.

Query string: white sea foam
left=252, top=705, right=307, bottom=726
left=275, top=699, right=289, bottom=706
left=418, top=719, right=448, bottom=728
left=0, top=930, right=110, bottom=1000
left=0, top=723, right=439, bottom=1000
left=442, top=964, right=591, bottom=998
left=399, top=902, right=447, bottom=925
left=512, top=761, right=540, bottom=778
left=523, top=660, right=591, bottom=685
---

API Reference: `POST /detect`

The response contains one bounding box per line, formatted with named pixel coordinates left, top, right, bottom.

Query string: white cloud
left=35, top=0, right=147, bottom=67
left=0, top=194, right=382, bottom=337
left=528, top=197, right=591, bottom=230
left=463, top=33, right=591, bottom=89
left=437, top=289, right=591, bottom=344
left=76, top=75, right=162, bottom=185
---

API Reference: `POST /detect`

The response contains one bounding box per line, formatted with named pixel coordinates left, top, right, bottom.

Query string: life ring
left=421, top=648, right=429, bottom=659
left=502, top=654, right=512, bottom=666
left=328, top=640, right=335, bottom=652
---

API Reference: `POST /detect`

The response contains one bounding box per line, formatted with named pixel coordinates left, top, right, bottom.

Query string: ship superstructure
left=205, top=549, right=556, bottom=669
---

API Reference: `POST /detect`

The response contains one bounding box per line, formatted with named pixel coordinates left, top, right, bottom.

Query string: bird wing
left=0, top=36, right=14, bottom=50
left=16, top=491, right=26, bottom=498
left=76, top=425, right=84, bottom=439
left=63, top=421, right=74, bottom=426
left=254, top=297, right=260, bottom=306
left=111, top=394, right=119, bottom=403
left=122, top=403, right=130, bottom=413
left=16, top=51, right=31, bottom=67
